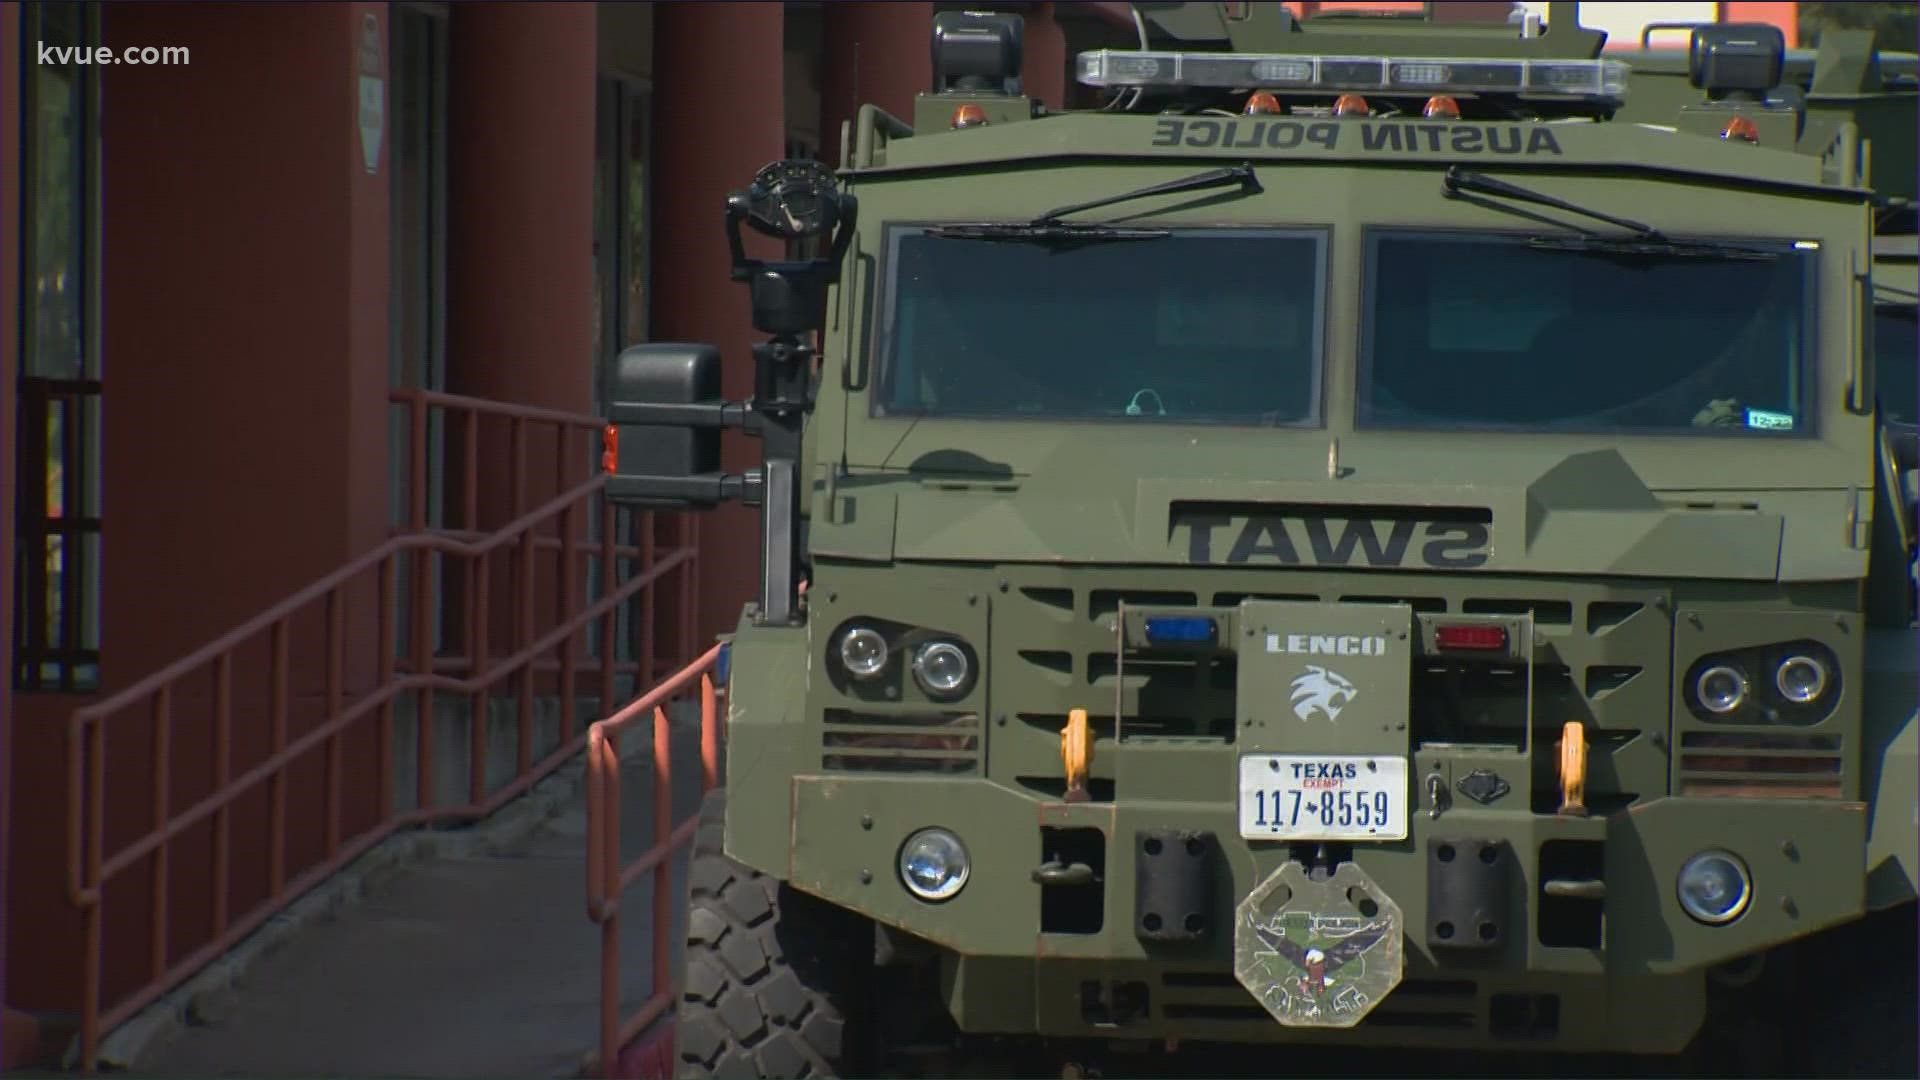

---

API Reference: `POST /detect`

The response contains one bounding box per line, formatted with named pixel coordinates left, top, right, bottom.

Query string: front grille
left=1677, top=730, right=1844, bottom=798
left=991, top=573, right=1673, bottom=809
left=820, top=708, right=983, bottom=775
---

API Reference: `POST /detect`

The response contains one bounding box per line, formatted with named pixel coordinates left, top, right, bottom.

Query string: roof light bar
left=1076, top=50, right=1631, bottom=104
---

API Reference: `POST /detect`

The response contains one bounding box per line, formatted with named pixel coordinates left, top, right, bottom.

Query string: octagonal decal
left=1233, top=860, right=1404, bottom=1028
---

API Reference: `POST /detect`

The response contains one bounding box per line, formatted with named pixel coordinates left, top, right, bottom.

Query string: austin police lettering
left=1183, top=514, right=1491, bottom=569
left=1152, top=117, right=1340, bottom=151
left=1148, top=118, right=1562, bottom=157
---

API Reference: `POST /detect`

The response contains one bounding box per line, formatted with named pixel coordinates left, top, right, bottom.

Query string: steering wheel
left=1558, top=347, right=1760, bottom=431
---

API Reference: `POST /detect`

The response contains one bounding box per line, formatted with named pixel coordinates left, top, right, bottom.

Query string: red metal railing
left=64, top=388, right=699, bottom=1072
left=584, top=644, right=724, bottom=1079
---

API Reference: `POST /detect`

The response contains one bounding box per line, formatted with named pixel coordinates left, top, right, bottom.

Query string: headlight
left=837, top=625, right=888, bottom=680
left=1693, top=664, right=1750, bottom=716
left=898, top=828, right=970, bottom=902
left=1773, top=654, right=1829, bottom=704
left=1676, top=850, right=1752, bottom=925
left=911, top=640, right=972, bottom=698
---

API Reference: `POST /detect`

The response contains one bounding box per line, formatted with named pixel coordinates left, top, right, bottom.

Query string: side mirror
left=609, top=159, right=853, bottom=626
left=605, top=343, right=745, bottom=510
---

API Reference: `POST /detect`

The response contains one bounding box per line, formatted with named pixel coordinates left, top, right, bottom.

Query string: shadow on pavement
left=134, top=709, right=710, bottom=1080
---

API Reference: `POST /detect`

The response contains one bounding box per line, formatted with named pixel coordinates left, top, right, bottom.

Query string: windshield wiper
left=927, top=163, right=1261, bottom=244
left=1442, top=166, right=1779, bottom=261
left=924, top=222, right=1172, bottom=243
left=1033, top=162, right=1262, bottom=224
left=1524, top=233, right=1778, bottom=260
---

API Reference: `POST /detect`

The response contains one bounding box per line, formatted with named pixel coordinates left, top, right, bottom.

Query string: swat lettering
left=1184, top=515, right=1491, bottom=569
left=1148, top=119, right=1562, bottom=156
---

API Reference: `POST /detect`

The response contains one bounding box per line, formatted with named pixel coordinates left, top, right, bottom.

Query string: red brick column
left=652, top=2, right=788, bottom=645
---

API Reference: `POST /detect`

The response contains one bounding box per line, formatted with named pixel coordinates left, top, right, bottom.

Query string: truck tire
left=673, top=787, right=869, bottom=1079
left=1684, top=943, right=1811, bottom=1078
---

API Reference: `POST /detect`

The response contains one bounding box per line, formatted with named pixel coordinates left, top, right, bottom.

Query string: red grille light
left=1435, top=624, right=1508, bottom=651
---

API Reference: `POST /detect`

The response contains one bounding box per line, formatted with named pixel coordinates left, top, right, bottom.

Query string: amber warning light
left=1244, top=91, right=1284, bottom=115
left=951, top=104, right=988, bottom=129
left=1434, top=624, right=1508, bottom=651
left=1720, top=116, right=1759, bottom=144
left=601, top=424, right=619, bottom=475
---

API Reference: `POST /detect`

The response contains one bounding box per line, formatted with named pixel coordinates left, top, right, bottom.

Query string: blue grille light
left=1144, top=616, right=1218, bottom=645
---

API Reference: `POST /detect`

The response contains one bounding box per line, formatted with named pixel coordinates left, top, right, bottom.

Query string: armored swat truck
left=605, top=3, right=1919, bottom=1074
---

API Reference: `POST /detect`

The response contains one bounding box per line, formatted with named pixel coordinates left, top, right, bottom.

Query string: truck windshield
left=1878, top=306, right=1916, bottom=427
left=877, top=227, right=1326, bottom=425
left=1359, top=231, right=1814, bottom=436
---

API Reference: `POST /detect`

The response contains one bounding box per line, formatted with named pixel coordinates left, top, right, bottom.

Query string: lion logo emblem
left=1290, top=666, right=1357, bottom=722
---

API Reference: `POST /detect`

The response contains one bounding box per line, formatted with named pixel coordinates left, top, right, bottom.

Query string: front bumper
left=784, top=774, right=1867, bottom=1051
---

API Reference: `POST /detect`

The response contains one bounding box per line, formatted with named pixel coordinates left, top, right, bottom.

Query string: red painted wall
left=7, top=0, right=392, bottom=1015
left=444, top=2, right=597, bottom=660
left=821, top=2, right=933, bottom=170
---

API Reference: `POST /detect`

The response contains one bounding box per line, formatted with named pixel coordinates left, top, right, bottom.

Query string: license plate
left=1238, top=755, right=1409, bottom=841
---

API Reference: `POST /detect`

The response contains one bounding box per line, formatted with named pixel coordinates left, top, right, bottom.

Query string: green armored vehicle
left=605, top=2, right=1918, bottom=1074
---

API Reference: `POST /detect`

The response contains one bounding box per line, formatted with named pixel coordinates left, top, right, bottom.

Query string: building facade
left=0, top=0, right=1802, bottom=1068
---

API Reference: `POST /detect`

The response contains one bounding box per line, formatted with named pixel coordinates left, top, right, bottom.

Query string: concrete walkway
left=134, top=715, right=708, bottom=1080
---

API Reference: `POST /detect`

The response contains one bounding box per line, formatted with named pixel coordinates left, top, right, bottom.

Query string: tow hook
left=1033, top=860, right=1097, bottom=887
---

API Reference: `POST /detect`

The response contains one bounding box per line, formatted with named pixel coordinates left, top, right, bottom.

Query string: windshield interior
left=1360, top=232, right=1814, bottom=436
left=1878, top=305, right=1917, bottom=427
left=877, top=227, right=1325, bottom=424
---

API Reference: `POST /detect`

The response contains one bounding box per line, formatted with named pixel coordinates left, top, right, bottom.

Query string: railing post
left=510, top=416, right=526, bottom=521
left=600, top=505, right=617, bottom=715
left=560, top=500, right=579, bottom=743
left=150, top=689, right=173, bottom=982
left=686, top=516, right=702, bottom=668
left=651, top=705, right=672, bottom=1012
left=415, top=537, right=436, bottom=812
left=471, top=546, right=491, bottom=806
left=593, top=727, right=625, bottom=1079
left=378, top=555, right=397, bottom=822
left=409, top=392, right=429, bottom=533
left=212, top=655, right=233, bottom=935
left=556, top=423, right=576, bottom=744
left=518, top=516, right=536, bottom=777
left=641, top=512, right=657, bottom=689
left=463, top=409, right=479, bottom=530
left=325, top=589, right=344, bottom=857
left=270, top=621, right=289, bottom=893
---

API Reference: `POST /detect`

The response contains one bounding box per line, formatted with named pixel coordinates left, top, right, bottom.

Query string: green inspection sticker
left=1745, top=408, right=1795, bottom=431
